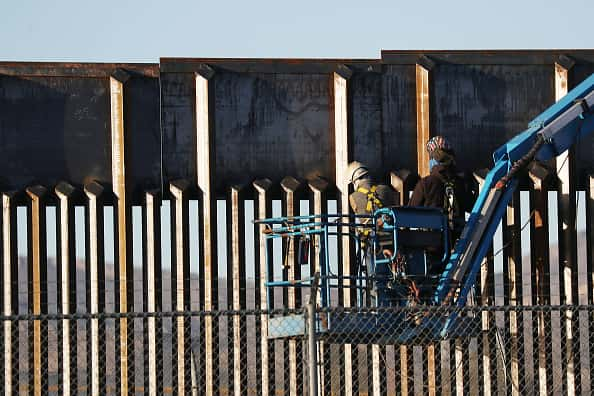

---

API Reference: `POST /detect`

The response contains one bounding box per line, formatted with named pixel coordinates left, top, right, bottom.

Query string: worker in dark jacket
left=409, top=136, right=476, bottom=302
left=346, top=161, right=399, bottom=305
left=409, top=136, right=475, bottom=242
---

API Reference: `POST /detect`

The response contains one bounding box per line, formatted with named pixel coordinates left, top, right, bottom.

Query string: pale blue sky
left=1, top=0, right=592, bottom=62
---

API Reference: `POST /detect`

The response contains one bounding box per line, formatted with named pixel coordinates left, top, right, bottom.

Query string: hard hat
left=345, top=161, right=369, bottom=185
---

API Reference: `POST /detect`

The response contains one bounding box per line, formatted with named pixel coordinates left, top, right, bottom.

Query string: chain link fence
left=1, top=305, right=594, bottom=395
left=313, top=305, right=593, bottom=395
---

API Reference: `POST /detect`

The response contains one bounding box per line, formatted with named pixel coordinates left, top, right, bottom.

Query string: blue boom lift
left=257, top=73, right=594, bottom=344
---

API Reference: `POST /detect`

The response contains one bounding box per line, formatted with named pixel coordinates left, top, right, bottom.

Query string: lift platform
left=257, top=207, right=481, bottom=344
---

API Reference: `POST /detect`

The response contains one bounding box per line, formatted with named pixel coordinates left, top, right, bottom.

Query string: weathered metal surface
left=253, top=178, right=272, bottom=396
left=555, top=63, right=576, bottom=395
left=2, top=192, right=18, bottom=395
left=196, top=71, right=219, bottom=396
left=350, top=64, right=418, bottom=175
left=227, top=185, right=247, bottom=396
left=170, top=180, right=191, bottom=395
left=504, top=191, right=521, bottom=394
left=160, top=71, right=197, bottom=185
left=570, top=66, right=593, bottom=394
left=548, top=192, right=564, bottom=395
left=0, top=62, right=158, bottom=77
left=0, top=52, right=592, bottom=197
left=280, top=176, right=301, bottom=396
left=308, top=177, right=330, bottom=394
left=84, top=181, right=106, bottom=396
left=0, top=76, right=111, bottom=188
left=55, top=182, right=77, bottom=396
left=0, top=67, right=159, bottom=196
left=332, top=70, right=357, bottom=394
left=528, top=163, right=553, bottom=395
left=381, top=50, right=594, bottom=65
left=213, top=72, right=331, bottom=192
left=416, top=63, right=431, bottom=177
left=351, top=71, right=383, bottom=173
left=110, top=73, right=135, bottom=395
left=124, top=75, right=161, bottom=201
left=143, top=190, right=162, bottom=396
left=381, top=66, right=417, bottom=173
left=426, top=344, right=437, bottom=396
left=26, top=185, right=48, bottom=396
left=432, top=64, right=554, bottom=172
left=439, top=340, right=451, bottom=396
left=160, top=58, right=376, bottom=74
left=308, top=177, right=329, bottom=277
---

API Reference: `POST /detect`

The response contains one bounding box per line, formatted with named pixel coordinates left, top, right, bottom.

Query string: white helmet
left=345, top=161, right=369, bottom=185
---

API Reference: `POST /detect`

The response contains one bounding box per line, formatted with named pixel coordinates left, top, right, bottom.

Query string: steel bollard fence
left=307, top=302, right=318, bottom=396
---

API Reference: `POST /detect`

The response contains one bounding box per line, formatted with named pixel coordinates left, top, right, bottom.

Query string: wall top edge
left=161, top=51, right=594, bottom=72
left=0, top=62, right=159, bottom=78
left=381, top=49, right=594, bottom=65
left=160, top=58, right=381, bottom=74
left=1, top=50, right=594, bottom=77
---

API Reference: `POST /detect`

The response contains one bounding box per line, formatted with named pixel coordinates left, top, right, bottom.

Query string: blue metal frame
left=260, top=207, right=454, bottom=333
left=258, top=213, right=372, bottom=312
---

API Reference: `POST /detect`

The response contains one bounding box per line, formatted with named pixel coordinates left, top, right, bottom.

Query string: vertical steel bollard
left=307, top=302, right=318, bottom=396
left=307, top=273, right=320, bottom=396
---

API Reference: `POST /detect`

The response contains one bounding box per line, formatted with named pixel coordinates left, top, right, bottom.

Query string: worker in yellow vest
left=347, top=161, right=397, bottom=216
left=346, top=161, right=398, bottom=306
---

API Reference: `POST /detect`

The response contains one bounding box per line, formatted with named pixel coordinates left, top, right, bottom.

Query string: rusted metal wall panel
left=0, top=65, right=159, bottom=196
left=124, top=75, right=161, bottom=200
left=431, top=64, right=555, bottom=171
left=381, top=65, right=417, bottom=172
left=160, top=72, right=197, bottom=186
left=1, top=53, right=592, bottom=197
left=351, top=71, right=383, bottom=173
left=0, top=76, right=111, bottom=189
left=351, top=65, right=419, bottom=175
left=213, top=72, right=332, bottom=192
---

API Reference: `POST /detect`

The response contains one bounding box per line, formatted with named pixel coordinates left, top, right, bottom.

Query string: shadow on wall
left=0, top=75, right=112, bottom=190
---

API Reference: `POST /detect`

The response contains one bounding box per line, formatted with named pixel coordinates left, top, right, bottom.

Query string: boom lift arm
left=435, top=74, right=594, bottom=319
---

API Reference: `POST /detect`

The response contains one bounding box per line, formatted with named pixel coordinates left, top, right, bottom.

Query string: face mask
left=429, top=158, right=439, bottom=171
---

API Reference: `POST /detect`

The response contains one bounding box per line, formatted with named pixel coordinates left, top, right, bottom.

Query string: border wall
left=0, top=50, right=593, bottom=394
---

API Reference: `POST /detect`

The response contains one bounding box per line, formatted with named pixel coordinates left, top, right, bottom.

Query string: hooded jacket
left=409, top=164, right=476, bottom=240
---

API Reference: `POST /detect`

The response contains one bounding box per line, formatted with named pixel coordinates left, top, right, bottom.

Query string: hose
left=495, top=134, right=545, bottom=190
